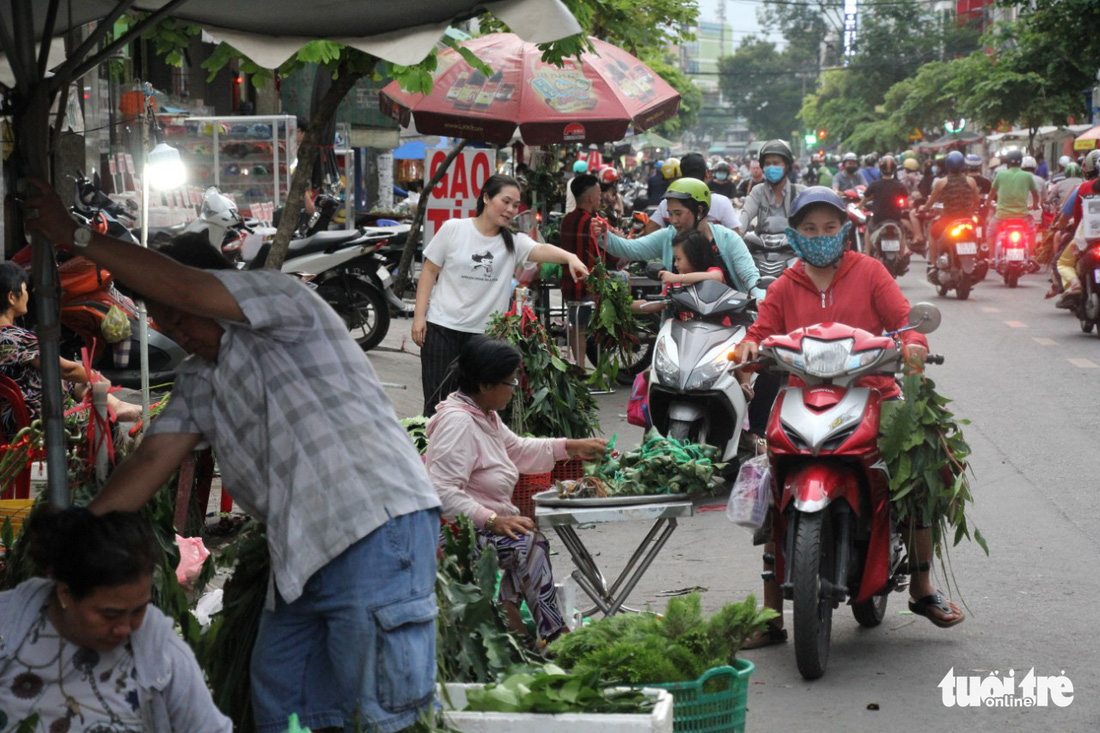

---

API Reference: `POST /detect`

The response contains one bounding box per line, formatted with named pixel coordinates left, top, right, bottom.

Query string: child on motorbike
left=734, top=187, right=962, bottom=647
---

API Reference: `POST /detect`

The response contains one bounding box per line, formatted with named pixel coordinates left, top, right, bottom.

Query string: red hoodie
left=745, top=251, right=928, bottom=399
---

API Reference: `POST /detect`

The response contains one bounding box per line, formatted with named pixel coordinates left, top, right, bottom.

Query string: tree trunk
left=265, top=58, right=366, bottom=270
left=394, top=139, right=468, bottom=295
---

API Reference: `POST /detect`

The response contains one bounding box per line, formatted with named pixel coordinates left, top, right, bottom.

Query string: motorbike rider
left=858, top=154, right=917, bottom=267
left=919, top=151, right=980, bottom=269
left=592, top=178, right=765, bottom=303
left=964, top=154, right=992, bottom=196
left=646, top=153, right=741, bottom=234
left=1022, top=155, right=1048, bottom=209
left=709, top=161, right=738, bottom=198
left=816, top=154, right=837, bottom=189
left=901, top=157, right=923, bottom=195
left=739, top=140, right=805, bottom=233
left=988, top=149, right=1040, bottom=261
left=918, top=157, right=943, bottom=200
left=859, top=153, right=881, bottom=185
left=1048, top=162, right=1083, bottom=211
left=735, top=159, right=765, bottom=200
left=596, top=165, right=625, bottom=226
left=734, top=187, right=961, bottom=647
left=646, top=160, right=669, bottom=202
left=832, top=153, right=863, bottom=193
left=564, top=159, right=589, bottom=214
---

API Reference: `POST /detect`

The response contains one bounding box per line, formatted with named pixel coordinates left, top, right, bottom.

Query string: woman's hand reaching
left=491, top=514, right=535, bottom=540
left=566, top=437, right=609, bottom=460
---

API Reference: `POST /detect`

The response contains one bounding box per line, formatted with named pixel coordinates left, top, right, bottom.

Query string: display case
left=164, top=114, right=297, bottom=211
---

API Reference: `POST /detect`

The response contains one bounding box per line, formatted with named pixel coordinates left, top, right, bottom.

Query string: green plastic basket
left=649, top=660, right=754, bottom=733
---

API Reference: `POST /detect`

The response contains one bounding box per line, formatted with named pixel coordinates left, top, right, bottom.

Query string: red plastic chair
left=0, top=375, right=32, bottom=500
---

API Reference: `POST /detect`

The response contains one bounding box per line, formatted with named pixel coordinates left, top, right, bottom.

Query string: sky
left=695, top=0, right=786, bottom=50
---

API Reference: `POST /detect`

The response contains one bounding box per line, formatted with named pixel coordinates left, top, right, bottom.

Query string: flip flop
left=742, top=623, right=788, bottom=649
left=909, top=591, right=965, bottom=628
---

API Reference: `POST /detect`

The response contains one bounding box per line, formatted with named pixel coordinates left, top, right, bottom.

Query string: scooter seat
left=248, top=230, right=364, bottom=268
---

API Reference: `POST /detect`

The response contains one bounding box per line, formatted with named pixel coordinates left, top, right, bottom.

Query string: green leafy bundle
left=400, top=416, right=430, bottom=455
left=465, top=663, right=656, bottom=715
left=550, top=593, right=776, bottom=685
left=879, top=372, right=988, bottom=555
left=487, top=306, right=599, bottom=439
left=585, top=260, right=645, bottom=390
left=437, top=516, right=534, bottom=683
left=584, top=428, right=724, bottom=496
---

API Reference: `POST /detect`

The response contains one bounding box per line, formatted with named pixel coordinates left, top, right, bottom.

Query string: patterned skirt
left=476, top=529, right=568, bottom=641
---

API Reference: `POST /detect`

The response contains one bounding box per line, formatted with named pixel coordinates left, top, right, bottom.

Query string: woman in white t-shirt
left=412, top=174, right=589, bottom=415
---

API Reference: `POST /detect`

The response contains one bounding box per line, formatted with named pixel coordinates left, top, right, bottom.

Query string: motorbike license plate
left=1006, top=248, right=1026, bottom=261
left=880, top=239, right=901, bottom=252
left=1094, top=269, right=1100, bottom=285
left=955, top=241, right=977, bottom=255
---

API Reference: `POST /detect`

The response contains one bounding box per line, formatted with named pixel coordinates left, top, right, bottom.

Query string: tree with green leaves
left=718, top=37, right=809, bottom=142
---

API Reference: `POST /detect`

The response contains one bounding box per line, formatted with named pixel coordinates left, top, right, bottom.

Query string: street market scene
left=0, top=0, right=1098, bottom=731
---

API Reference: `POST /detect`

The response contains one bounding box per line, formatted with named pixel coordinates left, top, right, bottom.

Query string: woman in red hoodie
left=735, top=187, right=963, bottom=648
left=426, top=336, right=607, bottom=647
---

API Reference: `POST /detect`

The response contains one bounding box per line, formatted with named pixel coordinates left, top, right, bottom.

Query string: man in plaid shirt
left=22, top=181, right=442, bottom=733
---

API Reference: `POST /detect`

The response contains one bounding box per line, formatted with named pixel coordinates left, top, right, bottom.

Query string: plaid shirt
left=149, top=270, right=439, bottom=605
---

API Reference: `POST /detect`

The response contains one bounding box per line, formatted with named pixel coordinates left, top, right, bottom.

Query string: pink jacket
left=425, top=392, right=568, bottom=528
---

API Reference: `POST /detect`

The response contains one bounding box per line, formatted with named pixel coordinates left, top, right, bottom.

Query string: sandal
left=742, top=622, right=788, bottom=649
left=909, top=591, right=965, bottom=628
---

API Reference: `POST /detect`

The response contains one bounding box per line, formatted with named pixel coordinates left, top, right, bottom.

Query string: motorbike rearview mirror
left=908, top=302, right=941, bottom=334
left=644, top=261, right=665, bottom=280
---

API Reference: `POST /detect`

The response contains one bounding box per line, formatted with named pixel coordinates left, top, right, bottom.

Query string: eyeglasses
left=500, top=378, right=520, bottom=388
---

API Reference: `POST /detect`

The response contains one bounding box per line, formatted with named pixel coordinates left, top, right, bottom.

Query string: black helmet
left=879, top=155, right=897, bottom=176
left=1004, top=149, right=1024, bottom=166
left=758, top=139, right=794, bottom=168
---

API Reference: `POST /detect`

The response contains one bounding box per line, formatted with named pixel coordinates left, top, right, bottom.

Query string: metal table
left=536, top=500, right=693, bottom=617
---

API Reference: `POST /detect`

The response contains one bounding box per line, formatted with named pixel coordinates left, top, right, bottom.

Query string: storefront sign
left=424, top=149, right=494, bottom=244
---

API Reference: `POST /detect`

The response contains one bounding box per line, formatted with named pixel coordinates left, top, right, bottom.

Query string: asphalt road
left=369, top=258, right=1099, bottom=731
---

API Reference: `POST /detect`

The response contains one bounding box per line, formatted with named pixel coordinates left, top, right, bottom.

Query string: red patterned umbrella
left=379, top=33, right=680, bottom=145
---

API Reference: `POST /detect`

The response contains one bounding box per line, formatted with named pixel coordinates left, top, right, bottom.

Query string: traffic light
left=817, top=128, right=828, bottom=140
left=804, top=132, right=818, bottom=147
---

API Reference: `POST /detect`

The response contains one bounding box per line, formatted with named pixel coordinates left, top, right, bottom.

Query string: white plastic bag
left=726, top=454, right=771, bottom=530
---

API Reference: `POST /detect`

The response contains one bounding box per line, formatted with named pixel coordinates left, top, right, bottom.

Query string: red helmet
left=598, top=167, right=620, bottom=186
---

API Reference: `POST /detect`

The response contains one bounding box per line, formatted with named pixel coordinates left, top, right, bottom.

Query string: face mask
left=845, top=166, right=858, bottom=174
left=763, top=166, right=786, bottom=184
left=785, top=222, right=851, bottom=268
left=715, top=172, right=729, bottom=181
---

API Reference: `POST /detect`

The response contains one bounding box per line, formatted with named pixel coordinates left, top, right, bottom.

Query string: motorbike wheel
left=1080, top=319, right=1094, bottom=334
left=320, top=276, right=390, bottom=352
left=1004, top=270, right=1019, bottom=288
left=883, top=257, right=898, bottom=280
left=851, top=594, right=888, bottom=628
left=936, top=283, right=949, bottom=298
left=792, top=511, right=834, bottom=680
left=585, top=338, right=653, bottom=385
left=955, top=282, right=971, bottom=300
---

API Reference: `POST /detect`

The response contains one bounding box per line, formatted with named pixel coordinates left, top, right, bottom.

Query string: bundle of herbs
left=400, top=415, right=430, bottom=455
left=486, top=305, right=599, bottom=439
left=550, top=593, right=776, bottom=685
left=585, top=260, right=646, bottom=390
left=583, top=428, right=724, bottom=496
left=879, top=372, right=988, bottom=558
left=465, top=663, right=656, bottom=715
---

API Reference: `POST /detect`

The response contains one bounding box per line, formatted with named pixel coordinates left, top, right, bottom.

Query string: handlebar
left=925, top=353, right=945, bottom=365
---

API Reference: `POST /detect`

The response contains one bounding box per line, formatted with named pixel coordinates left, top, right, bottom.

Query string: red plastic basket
left=512, top=472, right=553, bottom=518
left=550, top=459, right=586, bottom=483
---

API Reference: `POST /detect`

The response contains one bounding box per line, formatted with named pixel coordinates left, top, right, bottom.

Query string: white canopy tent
left=1, top=0, right=580, bottom=507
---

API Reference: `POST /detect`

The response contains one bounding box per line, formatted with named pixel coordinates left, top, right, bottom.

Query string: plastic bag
left=726, top=454, right=771, bottom=529
left=627, top=370, right=652, bottom=428
left=100, top=304, right=132, bottom=343
left=174, top=534, right=210, bottom=590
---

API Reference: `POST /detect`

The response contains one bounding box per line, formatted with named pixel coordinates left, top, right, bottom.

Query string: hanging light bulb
left=146, top=141, right=186, bottom=190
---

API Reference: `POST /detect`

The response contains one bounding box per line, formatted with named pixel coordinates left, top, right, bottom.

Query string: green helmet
left=663, top=177, right=711, bottom=210
left=1064, top=162, right=1082, bottom=178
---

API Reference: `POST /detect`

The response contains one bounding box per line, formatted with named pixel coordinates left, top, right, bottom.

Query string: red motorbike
left=751, top=305, right=943, bottom=679
left=841, top=187, right=868, bottom=253
left=993, top=218, right=1034, bottom=288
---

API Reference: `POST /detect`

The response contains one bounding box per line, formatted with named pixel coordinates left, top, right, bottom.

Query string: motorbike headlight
left=801, top=338, right=854, bottom=378
left=846, top=348, right=882, bottom=371
left=771, top=346, right=802, bottom=371
left=653, top=338, right=678, bottom=387
left=685, top=349, right=730, bottom=392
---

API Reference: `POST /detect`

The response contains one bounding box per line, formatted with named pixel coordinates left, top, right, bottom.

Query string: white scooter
left=645, top=262, right=755, bottom=467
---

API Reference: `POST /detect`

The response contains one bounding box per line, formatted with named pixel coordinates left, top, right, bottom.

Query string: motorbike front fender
left=781, top=462, right=862, bottom=516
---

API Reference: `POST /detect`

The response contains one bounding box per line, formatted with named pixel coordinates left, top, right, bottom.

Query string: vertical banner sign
left=423, top=149, right=493, bottom=245
left=843, top=0, right=859, bottom=64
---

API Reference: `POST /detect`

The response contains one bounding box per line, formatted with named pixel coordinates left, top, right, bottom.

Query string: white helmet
left=1059, top=155, right=1072, bottom=169
left=1021, top=155, right=1038, bottom=171
left=1083, top=150, right=1100, bottom=175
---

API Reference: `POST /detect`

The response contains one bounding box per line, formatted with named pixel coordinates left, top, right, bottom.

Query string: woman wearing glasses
left=425, top=336, right=606, bottom=648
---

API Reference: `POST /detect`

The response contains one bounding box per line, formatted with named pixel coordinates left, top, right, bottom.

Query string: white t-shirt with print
left=651, top=192, right=741, bottom=231
left=424, top=217, right=538, bottom=333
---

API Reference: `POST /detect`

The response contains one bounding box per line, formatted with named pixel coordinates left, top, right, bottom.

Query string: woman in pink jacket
left=426, top=337, right=606, bottom=645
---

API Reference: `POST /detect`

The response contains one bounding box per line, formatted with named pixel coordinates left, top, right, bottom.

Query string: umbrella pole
left=139, top=109, right=152, bottom=420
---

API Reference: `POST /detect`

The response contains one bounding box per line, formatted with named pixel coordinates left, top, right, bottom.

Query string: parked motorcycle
left=752, top=304, right=943, bottom=679
left=993, top=218, right=1033, bottom=288
left=927, top=218, right=985, bottom=300
left=645, top=262, right=755, bottom=466
left=248, top=229, right=394, bottom=351
left=743, top=215, right=798, bottom=290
